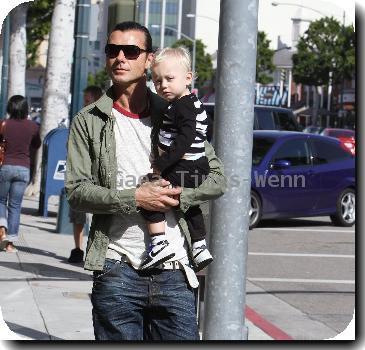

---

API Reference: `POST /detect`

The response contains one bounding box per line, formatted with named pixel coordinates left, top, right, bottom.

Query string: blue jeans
left=91, top=259, right=199, bottom=340
left=0, top=165, right=30, bottom=241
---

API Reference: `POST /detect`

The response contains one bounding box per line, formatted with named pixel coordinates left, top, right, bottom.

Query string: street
left=247, top=216, right=355, bottom=338
left=0, top=198, right=355, bottom=340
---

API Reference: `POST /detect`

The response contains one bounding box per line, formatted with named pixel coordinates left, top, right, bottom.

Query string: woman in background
left=0, top=95, right=41, bottom=252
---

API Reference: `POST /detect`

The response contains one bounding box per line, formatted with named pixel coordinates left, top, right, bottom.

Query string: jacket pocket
left=85, top=229, right=109, bottom=270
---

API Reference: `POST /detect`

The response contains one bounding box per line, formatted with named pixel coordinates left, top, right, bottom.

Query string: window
left=275, top=112, right=297, bottom=131
left=310, top=138, right=352, bottom=164
left=94, top=41, right=100, bottom=51
left=93, top=57, right=100, bottom=67
left=166, top=1, right=178, bottom=14
left=255, top=109, right=275, bottom=130
left=150, top=1, right=161, bottom=13
left=252, top=137, right=275, bottom=166
left=272, top=139, right=310, bottom=167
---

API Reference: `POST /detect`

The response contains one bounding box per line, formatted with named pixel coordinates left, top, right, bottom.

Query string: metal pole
left=191, top=39, right=196, bottom=91
left=70, top=0, right=91, bottom=120
left=160, top=0, right=166, bottom=48
left=0, top=15, right=10, bottom=119
left=287, top=69, right=292, bottom=107
left=144, top=0, right=150, bottom=28
left=177, top=0, right=182, bottom=40
left=327, top=70, right=333, bottom=127
left=279, top=69, right=284, bottom=106
left=203, top=0, right=258, bottom=340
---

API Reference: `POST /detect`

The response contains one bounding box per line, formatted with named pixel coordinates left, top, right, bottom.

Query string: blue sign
left=256, top=85, right=288, bottom=106
left=39, top=128, right=69, bottom=217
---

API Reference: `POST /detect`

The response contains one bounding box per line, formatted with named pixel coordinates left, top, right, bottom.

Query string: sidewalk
left=0, top=196, right=337, bottom=341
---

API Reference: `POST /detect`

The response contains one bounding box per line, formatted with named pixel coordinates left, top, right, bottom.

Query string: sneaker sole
left=140, top=253, right=175, bottom=270
left=194, top=257, right=213, bottom=272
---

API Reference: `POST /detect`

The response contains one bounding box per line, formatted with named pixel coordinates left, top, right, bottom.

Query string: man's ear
left=145, top=52, right=154, bottom=70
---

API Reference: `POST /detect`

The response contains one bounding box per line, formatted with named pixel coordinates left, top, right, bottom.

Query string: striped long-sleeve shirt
left=155, top=93, right=208, bottom=173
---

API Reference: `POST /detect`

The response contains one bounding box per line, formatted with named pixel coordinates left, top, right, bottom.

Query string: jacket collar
left=94, top=87, right=114, bottom=118
left=94, top=86, right=168, bottom=120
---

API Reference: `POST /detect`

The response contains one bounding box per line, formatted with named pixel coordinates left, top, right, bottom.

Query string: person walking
left=68, top=86, right=103, bottom=263
left=66, top=21, right=226, bottom=340
left=0, top=95, right=41, bottom=252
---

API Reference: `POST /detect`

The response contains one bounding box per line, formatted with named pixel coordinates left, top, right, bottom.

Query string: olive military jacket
left=65, top=87, right=227, bottom=271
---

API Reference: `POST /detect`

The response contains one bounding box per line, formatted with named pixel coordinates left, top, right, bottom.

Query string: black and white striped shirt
left=155, top=93, right=208, bottom=173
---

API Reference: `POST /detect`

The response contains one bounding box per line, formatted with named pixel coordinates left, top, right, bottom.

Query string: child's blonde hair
left=152, top=46, right=192, bottom=73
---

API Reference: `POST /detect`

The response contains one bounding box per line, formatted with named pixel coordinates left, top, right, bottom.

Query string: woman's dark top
left=2, top=118, right=41, bottom=168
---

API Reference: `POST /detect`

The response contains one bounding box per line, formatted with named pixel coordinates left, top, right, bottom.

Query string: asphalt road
left=247, top=216, right=355, bottom=336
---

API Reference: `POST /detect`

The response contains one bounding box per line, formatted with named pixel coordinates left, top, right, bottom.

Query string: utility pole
left=70, top=0, right=91, bottom=119
left=144, top=0, right=149, bottom=28
left=0, top=15, right=10, bottom=119
left=203, top=0, right=258, bottom=340
left=160, top=0, right=166, bottom=48
left=177, top=0, right=183, bottom=40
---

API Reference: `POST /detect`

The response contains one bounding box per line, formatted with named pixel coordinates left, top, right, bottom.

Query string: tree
left=172, top=38, right=213, bottom=90
left=8, top=3, right=29, bottom=98
left=26, top=0, right=77, bottom=196
left=292, top=17, right=355, bottom=86
left=256, top=31, right=275, bottom=84
left=26, top=0, right=55, bottom=68
left=292, top=17, right=355, bottom=125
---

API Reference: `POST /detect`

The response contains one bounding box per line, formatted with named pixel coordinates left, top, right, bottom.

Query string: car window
left=255, top=109, right=275, bottom=129
left=252, top=137, right=275, bottom=165
left=310, top=138, right=352, bottom=164
left=275, top=112, right=297, bottom=131
left=272, top=139, right=310, bottom=167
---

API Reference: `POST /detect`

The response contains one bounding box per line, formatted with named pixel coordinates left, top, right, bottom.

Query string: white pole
left=288, top=69, right=292, bottom=108
left=192, top=39, right=196, bottom=90
left=160, top=0, right=166, bottom=48
left=177, top=0, right=182, bottom=40
left=279, top=69, right=284, bottom=106
left=144, top=0, right=150, bottom=28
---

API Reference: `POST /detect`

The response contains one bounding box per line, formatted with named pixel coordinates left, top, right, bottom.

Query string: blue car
left=250, top=131, right=355, bottom=228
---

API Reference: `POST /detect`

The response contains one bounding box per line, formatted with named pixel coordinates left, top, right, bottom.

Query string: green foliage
left=292, top=17, right=355, bottom=86
left=87, top=69, right=111, bottom=91
left=26, top=0, right=55, bottom=67
left=171, top=39, right=213, bottom=90
left=256, top=31, right=275, bottom=84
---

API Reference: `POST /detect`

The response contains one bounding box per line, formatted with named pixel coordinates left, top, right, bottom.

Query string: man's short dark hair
left=110, top=21, right=152, bottom=52
left=84, top=85, right=103, bottom=100
left=7, top=95, right=28, bottom=120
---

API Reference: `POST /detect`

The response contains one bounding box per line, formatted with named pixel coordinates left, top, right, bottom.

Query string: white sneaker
left=192, top=245, right=213, bottom=272
left=140, top=240, right=175, bottom=270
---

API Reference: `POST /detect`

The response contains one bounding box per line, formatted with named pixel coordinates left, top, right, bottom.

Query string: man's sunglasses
left=105, top=44, right=149, bottom=60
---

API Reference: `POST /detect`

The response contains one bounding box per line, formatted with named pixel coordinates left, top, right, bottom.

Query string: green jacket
left=66, top=87, right=227, bottom=271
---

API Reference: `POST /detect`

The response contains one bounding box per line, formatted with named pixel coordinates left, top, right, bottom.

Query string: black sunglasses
left=105, top=44, right=149, bottom=60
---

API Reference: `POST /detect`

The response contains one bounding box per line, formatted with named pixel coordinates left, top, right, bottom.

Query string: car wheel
left=249, top=191, right=262, bottom=229
left=330, top=188, right=355, bottom=227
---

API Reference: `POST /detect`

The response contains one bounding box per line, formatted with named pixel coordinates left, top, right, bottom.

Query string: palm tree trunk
left=8, top=3, right=28, bottom=98
left=26, top=0, right=76, bottom=196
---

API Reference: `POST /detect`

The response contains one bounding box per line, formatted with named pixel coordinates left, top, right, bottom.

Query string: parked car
left=320, top=128, right=355, bottom=138
left=203, top=103, right=301, bottom=141
left=250, top=131, right=355, bottom=228
left=320, top=128, right=355, bottom=155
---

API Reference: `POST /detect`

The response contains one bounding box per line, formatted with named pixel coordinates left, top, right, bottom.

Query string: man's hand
left=135, top=179, right=182, bottom=212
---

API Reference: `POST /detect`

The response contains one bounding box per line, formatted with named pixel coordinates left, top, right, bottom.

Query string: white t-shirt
left=107, top=104, right=187, bottom=269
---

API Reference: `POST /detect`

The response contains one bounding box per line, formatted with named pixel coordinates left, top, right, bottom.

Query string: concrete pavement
left=0, top=195, right=351, bottom=341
